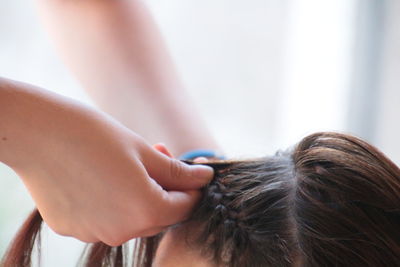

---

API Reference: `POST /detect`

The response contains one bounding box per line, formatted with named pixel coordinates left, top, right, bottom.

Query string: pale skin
left=35, top=0, right=220, bottom=156
left=2, top=0, right=220, bottom=259
left=0, top=78, right=214, bottom=246
left=151, top=145, right=215, bottom=267
left=153, top=223, right=213, bottom=267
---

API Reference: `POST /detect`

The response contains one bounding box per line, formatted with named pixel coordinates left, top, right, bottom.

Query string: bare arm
left=0, top=77, right=213, bottom=245
left=36, top=0, right=219, bottom=156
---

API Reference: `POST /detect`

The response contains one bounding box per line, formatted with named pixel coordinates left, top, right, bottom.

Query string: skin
left=152, top=145, right=215, bottom=267
left=153, top=227, right=213, bottom=267
left=35, top=0, right=220, bottom=156
left=3, top=0, right=221, bottom=250
left=0, top=78, right=214, bottom=246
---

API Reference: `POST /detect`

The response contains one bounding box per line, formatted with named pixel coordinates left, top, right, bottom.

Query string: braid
left=190, top=156, right=297, bottom=267
left=195, top=164, right=255, bottom=265
left=208, top=181, right=245, bottom=232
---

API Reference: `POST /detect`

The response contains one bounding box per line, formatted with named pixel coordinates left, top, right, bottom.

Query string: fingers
left=141, top=144, right=214, bottom=191
left=152, top=143, right=209, bottom=164
left=132, top=143, right=210, bottom=239
left=113, top=190, right=201, bottom=241
left=136, top=226, right=166, bottom=237
left=193, top=156, right=209, bottom=163
left=156, top=189, right=202, bottom=227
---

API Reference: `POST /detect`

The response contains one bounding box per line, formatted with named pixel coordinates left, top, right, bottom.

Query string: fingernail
left=190, top=165, right=214, bottom=180
left=193, top=157, right=209, bottom=163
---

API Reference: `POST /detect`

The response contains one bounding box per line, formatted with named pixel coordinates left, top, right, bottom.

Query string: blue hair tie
left=179, top=149, right=226, bottom=160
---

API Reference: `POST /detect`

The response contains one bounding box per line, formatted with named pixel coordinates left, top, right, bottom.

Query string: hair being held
left=2, top=132, right=400, bottom=266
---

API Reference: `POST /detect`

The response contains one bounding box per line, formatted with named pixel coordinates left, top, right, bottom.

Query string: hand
left=1, top=79, right=214, bottom=246
left=17, top=119, right=213, bottom=246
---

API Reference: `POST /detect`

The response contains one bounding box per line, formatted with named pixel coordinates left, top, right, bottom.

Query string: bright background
left=1, top=0, right=399, bottom=265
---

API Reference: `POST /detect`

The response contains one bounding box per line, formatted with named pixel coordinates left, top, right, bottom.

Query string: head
left=3, top=132, right=400, bottom=266
left=153, top=132, right=400, bottom=267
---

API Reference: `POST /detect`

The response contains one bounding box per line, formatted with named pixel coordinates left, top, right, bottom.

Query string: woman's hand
left=0, top=78, right=213, bottom=246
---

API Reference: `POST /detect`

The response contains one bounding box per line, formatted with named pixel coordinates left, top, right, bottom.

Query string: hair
left=2, top=132, right=400, bottom=266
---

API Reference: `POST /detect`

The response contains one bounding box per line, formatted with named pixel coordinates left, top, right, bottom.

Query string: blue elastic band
left=179, top=149, right=225, bottom=160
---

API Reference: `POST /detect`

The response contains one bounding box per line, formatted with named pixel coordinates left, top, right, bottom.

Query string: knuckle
left=169, top=159, right=184, bottom=180
left=140, top=203, right=167, bottom=230
left=51, top=225, right=70, bottom=237
left=102, top=238, right=123, bottom=247
left=101, top=233, right=128, bottom=247
left=77, top=235, right=98, bottom=244
left=97, top=227, right=129, bottom=247
left=138, top=226, right=166, bottom=237
left=46, top=220, right=71, bottom=237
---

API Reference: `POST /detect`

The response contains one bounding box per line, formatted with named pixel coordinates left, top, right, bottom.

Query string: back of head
left=184, top=132, right=400, bottom=267
left=293, top=132, right=400, bottom=266
left=3, top=132, right=400, bottom=267
left=189, top=154, right=297, bottom=266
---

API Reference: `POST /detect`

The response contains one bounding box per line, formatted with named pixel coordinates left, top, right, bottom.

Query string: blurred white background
left=1, top=0, right=399, bottom=265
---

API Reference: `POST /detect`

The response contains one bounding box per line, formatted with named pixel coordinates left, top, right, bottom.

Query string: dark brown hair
left=2, top=132, right=400, bottom=266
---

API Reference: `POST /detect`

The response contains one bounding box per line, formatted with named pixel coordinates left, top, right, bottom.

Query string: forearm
left=0, top=77, right=215, bottom=246
left=36, top=0, right=219, bottom=155
left=0, top=79, right=53, bottom=167
left=0, top=77, right=108, bottom=169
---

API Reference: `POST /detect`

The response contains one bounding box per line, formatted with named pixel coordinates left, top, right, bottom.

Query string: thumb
left=140, top=144, right=214, bottom=190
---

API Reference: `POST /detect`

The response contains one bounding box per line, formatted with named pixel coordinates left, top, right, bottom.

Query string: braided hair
left=3, top=132, right=400, bottom=267
left=188, top=155, right=298, bottom=267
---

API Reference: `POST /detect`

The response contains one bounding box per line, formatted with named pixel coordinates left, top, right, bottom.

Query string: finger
left=141, top=145, right=214, bottom=191
left=156, top=190, right=202, bottom=227
left=136, top=226, right=166, bottom=237
left=152, top=143, right=174, bottom=158
left=193, top=157, right=209, bottom=163
left=76, top=235, right=99, bottom=244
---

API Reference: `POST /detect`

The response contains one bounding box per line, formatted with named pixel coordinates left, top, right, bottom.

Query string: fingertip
left=189, top=164, right=214, bottom=182
left=193, top=156, right=209, bottom=163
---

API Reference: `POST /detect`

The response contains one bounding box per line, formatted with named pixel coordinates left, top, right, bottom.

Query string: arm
left=36, top=0, right=219, bottom=156
left=0, top=77, right=213, bottom=245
